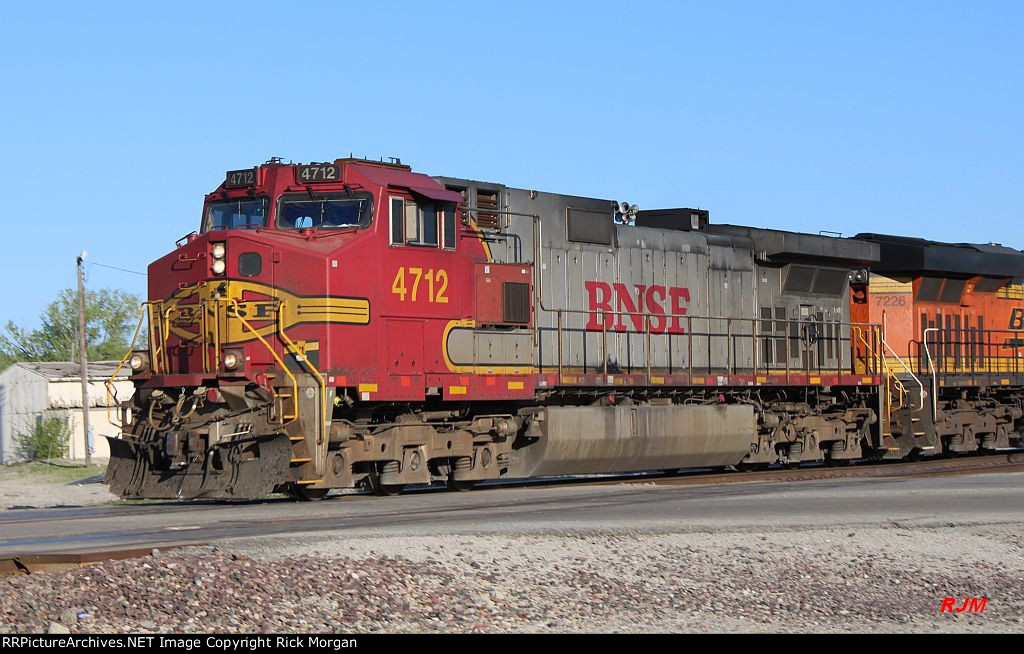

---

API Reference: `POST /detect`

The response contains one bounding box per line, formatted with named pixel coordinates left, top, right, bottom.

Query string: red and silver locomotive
left=105, top=157, right=1024, bottom=499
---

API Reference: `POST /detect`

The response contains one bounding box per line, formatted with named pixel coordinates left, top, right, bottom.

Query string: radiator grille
left=503, top=282, right=531, bottom=324
left=476, top=189, right=501, bottom=230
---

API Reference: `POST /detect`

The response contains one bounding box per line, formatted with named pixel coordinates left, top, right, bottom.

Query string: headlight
left=129, top=352, right=149, bottom=372
left=211, top=259, right=226, bottom=275
left=211, top=243, right=226, bottom=259
left=223, top=351, right=242, bottom=370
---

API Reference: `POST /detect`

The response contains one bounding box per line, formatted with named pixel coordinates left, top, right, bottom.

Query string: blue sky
left=1, top=1, right=1021, bottom=328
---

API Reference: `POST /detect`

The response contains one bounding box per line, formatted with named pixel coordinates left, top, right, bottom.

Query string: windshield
left=277, top=192, right=374, bottom=230
left=203, top=198, right=268, bottom=232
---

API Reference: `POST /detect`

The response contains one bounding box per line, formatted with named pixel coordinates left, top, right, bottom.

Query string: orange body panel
left=863, top=275, right=1024, bottom=376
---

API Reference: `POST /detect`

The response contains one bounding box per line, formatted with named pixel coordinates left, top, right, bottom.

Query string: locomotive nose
left=149, top=233, right=229, bottom=287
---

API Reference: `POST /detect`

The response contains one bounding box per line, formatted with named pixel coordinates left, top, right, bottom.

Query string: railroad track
left=631, top=450, right=1024, bottom=487
left=2, top=451, right=1022, bottom=576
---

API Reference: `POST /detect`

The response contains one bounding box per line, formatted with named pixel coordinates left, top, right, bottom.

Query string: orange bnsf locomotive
left=104, top=157, right=1024, bottom=499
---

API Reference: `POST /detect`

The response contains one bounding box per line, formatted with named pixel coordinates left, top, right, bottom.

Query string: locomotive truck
left=103, top=157, right=1024, bottom=499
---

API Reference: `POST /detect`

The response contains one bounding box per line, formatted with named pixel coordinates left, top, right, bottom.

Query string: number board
left=295, top=164, right=340, bottom=183
left=225, top=168, right=257, bottom=188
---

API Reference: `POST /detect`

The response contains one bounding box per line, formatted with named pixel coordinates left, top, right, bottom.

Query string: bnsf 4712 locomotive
left=104, top=157, right=1024, bottom=499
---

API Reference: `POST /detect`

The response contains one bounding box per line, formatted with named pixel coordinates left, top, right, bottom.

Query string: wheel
left=825, top=451, right=853, bottom=467
left=289, top=485, right=329, bottom=501
left=446, top=476, right=476, bottom=492
left=365, top=468, right=405, bottom=496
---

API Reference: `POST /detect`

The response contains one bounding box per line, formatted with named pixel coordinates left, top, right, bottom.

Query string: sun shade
left=349, top=164, right=463, bottom=203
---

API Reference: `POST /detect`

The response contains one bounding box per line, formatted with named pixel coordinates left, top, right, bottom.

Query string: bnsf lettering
left=585, top=281, right=690, bottom=334
left=1009, top=308, right=1024, bottom=330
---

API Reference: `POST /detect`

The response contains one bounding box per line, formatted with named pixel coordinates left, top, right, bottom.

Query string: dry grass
left=0, top=461, right=106, bottom=485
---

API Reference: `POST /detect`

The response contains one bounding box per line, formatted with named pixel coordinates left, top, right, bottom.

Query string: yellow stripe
left=166, top=280, right=370, bottom=344
left=651, top=376, right=665, bottom=384
left=998, top=283, right=1024, bottom=299
left=441, top=319, right=537, bottom=375
left=869, top=274, right=912, bottom=293
left=468, top=218, right=493, bottom=262
left=810, top=377, right=821, bottom=384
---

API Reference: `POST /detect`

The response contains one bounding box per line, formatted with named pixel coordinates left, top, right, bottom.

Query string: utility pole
left=77, top=251, right=91, bottom=466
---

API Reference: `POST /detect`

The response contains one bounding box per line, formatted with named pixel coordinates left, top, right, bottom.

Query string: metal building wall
left=0, top=366, right=50, bottom=464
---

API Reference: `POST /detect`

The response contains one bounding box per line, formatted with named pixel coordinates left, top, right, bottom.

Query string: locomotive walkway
left=1, top=453, right=1022, bottom=573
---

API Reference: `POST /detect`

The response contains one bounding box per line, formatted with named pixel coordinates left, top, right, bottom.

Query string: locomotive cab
left=107, top=157, right=474, bottom=499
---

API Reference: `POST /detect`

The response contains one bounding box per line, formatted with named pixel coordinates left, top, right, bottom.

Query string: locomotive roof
left=352, top=164, right=463, bottom=203
left=709, top=223, right=879, bottom=266
left=856, top=233, right=1024, bottom=278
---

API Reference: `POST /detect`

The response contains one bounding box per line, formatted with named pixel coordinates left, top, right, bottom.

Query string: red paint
left=585, top=280, right=690, bottom=334
left=142, top=157, right=882, bottom=402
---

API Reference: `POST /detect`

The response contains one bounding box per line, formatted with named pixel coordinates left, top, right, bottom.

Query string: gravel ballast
left=2, top=524, right=1022, bottom=633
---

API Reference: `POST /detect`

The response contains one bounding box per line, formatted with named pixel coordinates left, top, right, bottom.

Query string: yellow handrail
left=276, top=300, right=328, bottom=477
left=104, top=303, right=150, bottom=426
left=106, top=289, right=305, bottom=431
left=158, top=306, right=174, bottom=373
left=227, top=298, right=299, bottom=425
left=855, top=326, right=907, bottom=411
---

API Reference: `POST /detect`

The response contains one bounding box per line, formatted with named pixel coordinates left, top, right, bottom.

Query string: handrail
left=879, top=335, right=925, bottom=412
left=854, top=326, right=906, bottom=411
left=851, top=326, right=879, bottom=376
left=104, top=304, right=151, bottom=426
left=536, top=304, right=879, bottom=329
left=276, top=300, right=328, bottom=475
left=538, top=303, right=872, bottom=379
left=860, top=325, right=917, bottom=412
left=106, top=294, right=304, bottom=441
left=227, top=298, right=299, bottom=425
left=922, top=327, right=939, bottom=417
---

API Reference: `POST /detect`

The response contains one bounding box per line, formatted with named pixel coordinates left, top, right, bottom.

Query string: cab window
left=391, top=196, right=437, bottom=246
left=277, top=191, right=373, bottom=230
left=203, top=198, right=268, bottom=232
left=390, top=197, right=457, bottom=250
left=441, top=202, right=456, bottom=249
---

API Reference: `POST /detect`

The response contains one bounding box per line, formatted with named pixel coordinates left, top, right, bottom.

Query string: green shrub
left=16, top=416, right=71, bottom=461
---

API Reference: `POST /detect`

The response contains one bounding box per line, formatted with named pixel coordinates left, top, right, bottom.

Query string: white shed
left=0, top=361, right=134, bottom=463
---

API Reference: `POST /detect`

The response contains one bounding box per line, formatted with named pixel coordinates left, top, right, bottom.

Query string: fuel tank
left=509, top=404, right=755, bottom=477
